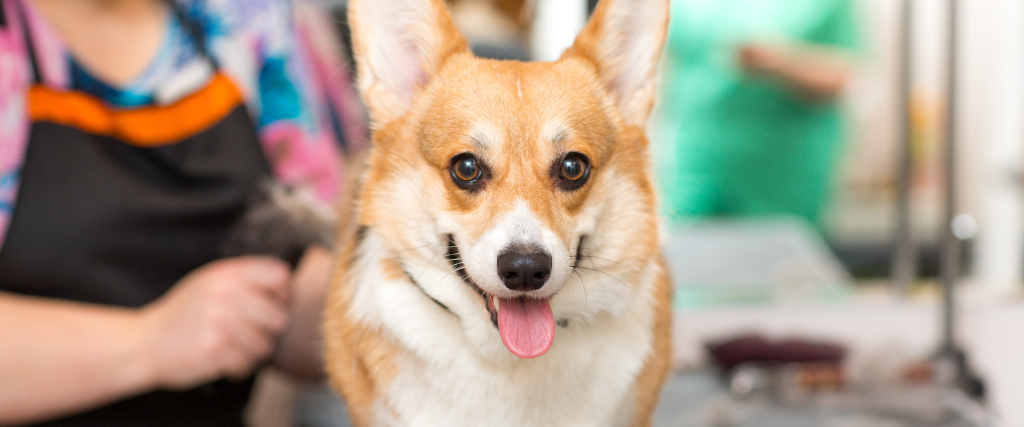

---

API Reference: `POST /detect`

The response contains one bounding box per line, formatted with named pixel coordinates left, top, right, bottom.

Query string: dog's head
left=349, top=0, right=668, bottom=359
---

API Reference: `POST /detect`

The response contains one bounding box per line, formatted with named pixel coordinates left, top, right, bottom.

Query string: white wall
left=530, top=0, right=587, bottom=61
left=841, top=0, right=1024, bottom=290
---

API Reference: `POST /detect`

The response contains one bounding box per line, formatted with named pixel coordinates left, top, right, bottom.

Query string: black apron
left=0, top=2, right=271, bottom=425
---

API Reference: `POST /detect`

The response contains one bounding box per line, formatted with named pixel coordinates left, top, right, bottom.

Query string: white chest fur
left=346, top=234, right=660, bottom=427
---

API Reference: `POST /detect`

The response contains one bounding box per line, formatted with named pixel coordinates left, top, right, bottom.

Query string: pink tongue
left=497, top=297, right=555, bottom=358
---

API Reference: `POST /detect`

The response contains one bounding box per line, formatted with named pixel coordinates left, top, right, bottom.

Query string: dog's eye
left=450, top=153, right=485, bottom=190
left=556, top=153, right=590, bottom=190
left=560, top=155, right=586, bottom=181
left=453, top=155, right=481, bottom=182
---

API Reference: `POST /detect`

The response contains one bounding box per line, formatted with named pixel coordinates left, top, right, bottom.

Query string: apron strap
left=164, top=0, right=220, bottom=70
left=11, top=0, right=43, bottom=84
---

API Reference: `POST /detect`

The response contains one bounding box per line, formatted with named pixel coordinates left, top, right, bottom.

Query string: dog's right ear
left=563, top=0, right=669, bottom=128
left=348, top=0, right=469, bottom=125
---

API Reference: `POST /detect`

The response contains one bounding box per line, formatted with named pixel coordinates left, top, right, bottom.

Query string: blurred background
left=249, top=0, right=1021, bottom=426
left=6, top=0, right=1023, bottom=425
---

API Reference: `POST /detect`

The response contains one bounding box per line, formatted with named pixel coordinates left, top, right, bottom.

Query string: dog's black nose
left=497, top=248, right=552, bottom=291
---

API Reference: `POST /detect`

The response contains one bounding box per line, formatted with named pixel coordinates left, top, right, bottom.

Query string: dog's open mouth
left=447, top=235, right=555, bottom=359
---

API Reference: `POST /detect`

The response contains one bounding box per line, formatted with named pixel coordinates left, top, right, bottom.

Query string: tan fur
left=376, top=56, right=618, bottom=239
left=629, top=257, right=674, bottom=427
left=325, top=0, right=671, bottom=425
left=324, top=226, right=397, bottom=426
left=379, top=257, right=408, bottom=282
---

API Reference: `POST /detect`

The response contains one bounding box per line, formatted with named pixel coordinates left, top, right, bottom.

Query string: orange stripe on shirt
left=28, top=74, right=244, bottom=147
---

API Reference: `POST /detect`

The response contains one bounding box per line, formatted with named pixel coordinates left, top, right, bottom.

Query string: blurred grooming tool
left=222, top=184, right=336, bottom=268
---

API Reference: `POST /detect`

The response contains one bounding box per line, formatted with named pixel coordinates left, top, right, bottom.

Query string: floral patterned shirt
left=0, top=0, right=365, bottom=251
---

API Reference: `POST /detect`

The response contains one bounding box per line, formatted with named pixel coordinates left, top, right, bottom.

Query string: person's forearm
left=0, top=293, right=155, bottom=424
left=740, top=43, right=853, bottom=100
left=770, top=53, right=851, bottom=100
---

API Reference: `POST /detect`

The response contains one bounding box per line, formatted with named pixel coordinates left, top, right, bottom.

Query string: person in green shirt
left=655, top=0, right=861, bottom=227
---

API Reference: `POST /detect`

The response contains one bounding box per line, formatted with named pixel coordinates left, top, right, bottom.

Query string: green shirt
left=655, top=0, right=860, bottom=225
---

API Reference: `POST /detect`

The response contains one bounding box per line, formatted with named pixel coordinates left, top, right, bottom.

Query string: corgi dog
left=323, top=0, right=672, bottom=425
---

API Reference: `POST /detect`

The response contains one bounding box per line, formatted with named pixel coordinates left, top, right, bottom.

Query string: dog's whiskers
left=413, top=248, right=442, bottom=286
left=572, top=269, right=589, bottom=315
left=584, top=255, right=641, bottom=274
left=578, top=245, right=643, bottom=274
left=573, top=266, right=629, bottom=288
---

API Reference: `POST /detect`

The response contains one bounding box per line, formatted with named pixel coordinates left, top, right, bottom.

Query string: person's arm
left=738, top=43, right=854, bottom=101
left=0, top=294, right=152, bottom=423
left=0, top=257, right=291, bottom=425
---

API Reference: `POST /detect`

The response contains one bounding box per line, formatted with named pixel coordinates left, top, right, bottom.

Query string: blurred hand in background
left=738, top=42, right=853, bottom=100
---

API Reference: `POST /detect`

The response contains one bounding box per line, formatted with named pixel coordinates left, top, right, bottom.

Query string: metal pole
left=939, top=0, right=960, bottom=358
left=892, top=0, right=916, bottom=296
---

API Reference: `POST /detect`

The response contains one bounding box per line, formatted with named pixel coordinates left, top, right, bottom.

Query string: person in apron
left=654, top=0, right=860, bottom=229
left=0, top=0, right=352, bottom=424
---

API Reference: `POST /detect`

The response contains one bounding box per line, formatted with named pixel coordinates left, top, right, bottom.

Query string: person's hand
left=737, top=42, right=853, bottom=100
left=136, top=257, right=292, bottom=390
left=738, top=44, right=787, bottom=75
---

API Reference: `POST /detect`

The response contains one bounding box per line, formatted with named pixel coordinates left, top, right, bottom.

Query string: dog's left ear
left=563, top=0, right=669, bottom=127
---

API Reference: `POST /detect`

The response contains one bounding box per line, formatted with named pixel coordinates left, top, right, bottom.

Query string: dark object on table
left=707, top=334, right=847, bottom=372
left=708, top=335, right=847, bottom=399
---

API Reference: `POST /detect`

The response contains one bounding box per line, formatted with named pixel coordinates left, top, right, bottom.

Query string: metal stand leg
left=939, top=0, right=960, bottom=361
left=893, top=0, right=917, bottom=297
